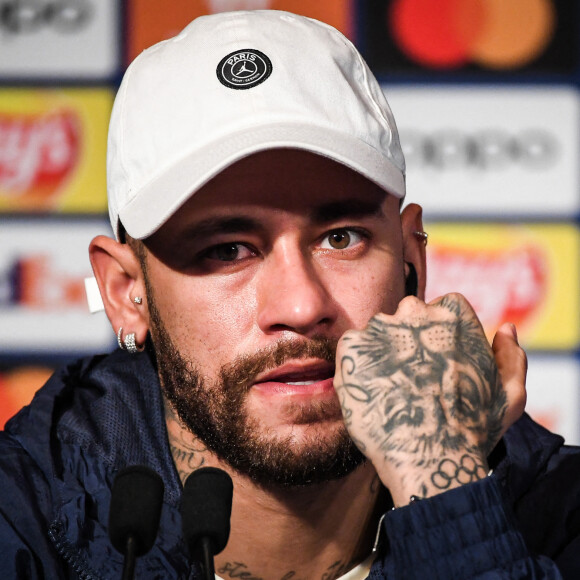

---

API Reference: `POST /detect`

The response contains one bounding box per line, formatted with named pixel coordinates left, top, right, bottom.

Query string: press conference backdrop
left=0, top=0, right=579, bottom=443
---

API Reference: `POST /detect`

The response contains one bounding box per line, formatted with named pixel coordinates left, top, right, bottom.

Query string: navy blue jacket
left=1, top=349, right=578, bottom=578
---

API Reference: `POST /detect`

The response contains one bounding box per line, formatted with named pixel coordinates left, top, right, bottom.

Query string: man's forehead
left=182, top=149, right=390, bottom=213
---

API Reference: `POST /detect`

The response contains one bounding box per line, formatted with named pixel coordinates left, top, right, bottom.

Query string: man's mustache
left=219, top=336, right=339, bottom=392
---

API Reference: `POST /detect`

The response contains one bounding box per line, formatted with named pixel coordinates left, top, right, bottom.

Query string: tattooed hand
left=334, top=293, right=517, bottom=506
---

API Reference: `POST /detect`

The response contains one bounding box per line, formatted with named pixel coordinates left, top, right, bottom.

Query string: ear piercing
left=117, top=297, right=144, bottom=353
left=117, top=327, right=144, bottom=354
left=413, top=231, right=428, bottom=245
left=123, top=332, right=143, bottom=354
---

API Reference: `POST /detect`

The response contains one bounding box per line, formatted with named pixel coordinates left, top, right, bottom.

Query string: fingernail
left=509, top=323, right=518, bottom=343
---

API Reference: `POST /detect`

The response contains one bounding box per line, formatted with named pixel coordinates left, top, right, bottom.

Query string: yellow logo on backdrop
left=0, top=88, right=112, bottom=213
left=425, top=223, right=580, bottom=350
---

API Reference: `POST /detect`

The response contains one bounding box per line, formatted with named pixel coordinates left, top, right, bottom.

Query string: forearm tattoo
left=337, top=295, right=507, bottom=496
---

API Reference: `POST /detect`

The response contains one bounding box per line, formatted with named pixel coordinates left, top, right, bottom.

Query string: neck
left=165, top=403, right=386, bottom=580
left=217, top=465, right=382, bottom=580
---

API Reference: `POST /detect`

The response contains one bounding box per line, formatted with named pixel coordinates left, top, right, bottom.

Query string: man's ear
left=89, top=235, right=149, bottom=347
left=401, top=203, right=427, bottom=301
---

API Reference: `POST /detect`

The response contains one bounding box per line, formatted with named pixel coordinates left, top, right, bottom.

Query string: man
left=1, top=10, right=578, bottom=579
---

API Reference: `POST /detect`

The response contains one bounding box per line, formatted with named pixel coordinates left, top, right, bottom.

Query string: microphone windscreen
left=108, top=465, right=164, bottom=556
left=181, top=467, right=233, bottom=560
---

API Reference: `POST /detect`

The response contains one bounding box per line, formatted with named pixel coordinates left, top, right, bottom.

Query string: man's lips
left=252, top=361, right=336, bottom=395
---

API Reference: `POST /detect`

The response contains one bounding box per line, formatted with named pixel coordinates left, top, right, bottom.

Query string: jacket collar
left=493, top=412, right=565, bottom=500
left=7, top=348, right=183, bottom=506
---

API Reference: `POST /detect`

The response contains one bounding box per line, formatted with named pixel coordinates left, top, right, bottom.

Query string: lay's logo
left=0, top=110, right=80, bottom=208
left=0, top=88, right=112, bottom=214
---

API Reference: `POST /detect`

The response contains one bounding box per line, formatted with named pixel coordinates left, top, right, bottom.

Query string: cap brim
left=119, top=122, right=406, bottom=240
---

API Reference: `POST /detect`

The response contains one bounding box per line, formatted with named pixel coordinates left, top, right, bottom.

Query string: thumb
left=492, top=323, right=527, bottom=436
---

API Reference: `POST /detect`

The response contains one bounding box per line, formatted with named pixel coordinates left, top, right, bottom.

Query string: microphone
left=108, top=465, right=165, bottom=580
left=181, top=467, right=234, bottom=580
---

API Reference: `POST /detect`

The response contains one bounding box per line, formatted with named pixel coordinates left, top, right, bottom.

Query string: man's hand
left=333, top=293, right=527, bottom=507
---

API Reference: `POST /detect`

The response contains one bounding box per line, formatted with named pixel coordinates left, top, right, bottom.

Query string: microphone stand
left=122, top=535, right=137, bottom=580
left=200, top=536, right=215, bottom=580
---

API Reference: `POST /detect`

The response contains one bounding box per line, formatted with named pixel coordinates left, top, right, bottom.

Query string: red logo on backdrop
left=427, top=245, right=547, bottom=332
left=0, top=109, right=80, bottom=207
left=360, top=0, right=576, bottom=75
left=388, top=0, right=555, bottom=70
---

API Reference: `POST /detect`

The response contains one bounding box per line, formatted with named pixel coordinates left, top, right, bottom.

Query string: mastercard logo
left=389, top=0, right=556, bottom=69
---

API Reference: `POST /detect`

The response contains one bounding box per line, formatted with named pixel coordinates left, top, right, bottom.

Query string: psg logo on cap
left=217, top=48, right=272, bottom=90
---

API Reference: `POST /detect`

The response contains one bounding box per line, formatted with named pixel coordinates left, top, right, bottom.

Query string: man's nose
left=256, top=245, right=336, bottom=335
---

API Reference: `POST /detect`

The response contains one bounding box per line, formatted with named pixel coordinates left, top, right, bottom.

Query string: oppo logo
left=400, top=128, right=559, bottom=171
left=0, top=0, right=93, bottom=34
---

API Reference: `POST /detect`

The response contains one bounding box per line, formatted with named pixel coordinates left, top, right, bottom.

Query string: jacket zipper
left=48, top=520, right=101, bottom=580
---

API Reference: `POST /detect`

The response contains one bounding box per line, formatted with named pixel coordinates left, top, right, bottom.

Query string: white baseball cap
left=107, top=9, right=406, bottom=240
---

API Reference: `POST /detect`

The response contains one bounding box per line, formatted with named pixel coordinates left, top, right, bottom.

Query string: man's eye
left=320, top=229, right=364, bottom=250
left=205, top=243, right=254, bottom=262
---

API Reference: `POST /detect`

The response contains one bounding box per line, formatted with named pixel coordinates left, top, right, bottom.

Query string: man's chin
left=257, top=417, right=349, bottom=449
left=213, top=416, right=365, bottom=488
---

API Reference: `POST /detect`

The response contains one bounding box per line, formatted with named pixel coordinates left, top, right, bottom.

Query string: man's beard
left=147, top=297, right=364, bottom=488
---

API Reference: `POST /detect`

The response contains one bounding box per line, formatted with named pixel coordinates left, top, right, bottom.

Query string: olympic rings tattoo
left=431, top=454, right=487, bottom=490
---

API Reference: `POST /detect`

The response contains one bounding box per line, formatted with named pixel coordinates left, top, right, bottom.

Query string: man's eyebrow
left=180, top=216, right=264, bottom=242
left=176, top=199, right=385, bottom=243
left=311, top=199, right=386, bottom=223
